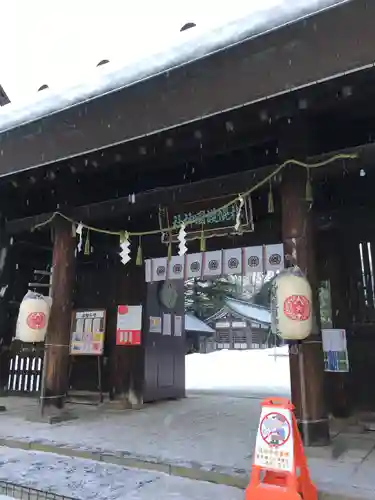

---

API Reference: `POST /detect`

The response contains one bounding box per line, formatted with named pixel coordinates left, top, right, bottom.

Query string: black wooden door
left=143, top=280, right=185, bottom=402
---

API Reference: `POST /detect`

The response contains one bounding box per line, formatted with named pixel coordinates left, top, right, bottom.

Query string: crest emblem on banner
left=190, top=261, right=200, bottom=272
left=265, top=244, right=284, bottom=272
left=173, top=264, right=183, bottom=274
left=243, top=246, right=263, bottom=274
left=186, top=253, right=203, bottom=279
left=168, top=256, right=185, bottom=280
left=223, top=248, right=242, bottom=275
left=208, top=259, right=219, bottom=270
left=156, top=265, right=166, bottom=276
left=152, top=257, right=168, bottom=281
left=203, top=251, right=223, bottom=277
left=228, top=258, right=239, bottom=269
left=249, top=256, right=260, bottom=267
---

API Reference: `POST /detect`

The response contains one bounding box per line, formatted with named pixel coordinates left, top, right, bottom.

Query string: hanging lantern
left=271, top=266, right=313, bottom=340
left=15, top=291, right=51, bottom=343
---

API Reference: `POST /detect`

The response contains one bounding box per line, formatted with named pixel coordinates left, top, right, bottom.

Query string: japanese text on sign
left=70, top=309, right=106, bottom=356
left=172, top=206, right=236, bottom=229
left=254, top=407, right=294, bottom=472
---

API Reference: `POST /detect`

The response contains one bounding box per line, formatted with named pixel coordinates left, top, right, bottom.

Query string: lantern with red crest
left=271, top=267, right=313, bottom=341
left=15, top=291, right=51, bottom=343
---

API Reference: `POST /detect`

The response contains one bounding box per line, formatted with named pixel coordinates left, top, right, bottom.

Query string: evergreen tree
left=184, top=273, right=277, bottom=319
left=184, top=277, right=238, bottom=319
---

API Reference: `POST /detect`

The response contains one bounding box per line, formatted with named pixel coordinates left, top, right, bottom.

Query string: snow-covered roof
left=0, top=0, right=347, bottom=135
left=209, top=298, right=271, bottom=326
left=185, top=314, right=215, bottom=334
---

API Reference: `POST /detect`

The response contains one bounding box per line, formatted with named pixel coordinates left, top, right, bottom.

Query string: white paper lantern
left=271, top=267, right=313, bottom=340
left=15, top=291, right=51, bottom=343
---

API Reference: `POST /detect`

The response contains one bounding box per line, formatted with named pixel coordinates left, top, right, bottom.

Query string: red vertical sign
left=116, top=305, right=142, bottom=346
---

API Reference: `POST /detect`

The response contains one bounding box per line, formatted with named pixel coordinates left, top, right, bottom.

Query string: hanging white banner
left=152, top=257, right=168, bottom=282
left=243, top=246, right=263, bottom=274
left=222, top=248, right=242, bottom=275
left=168, top=255, right=185, bottom=280
left=203, top=250, right=223, bottom=277
left=145, top=259, right=152, bottom=283
left=265, top=244, right=284, bottom=272
left=185, top=253, right=203, bottom=279
left=145, top=243, right=284, bottom=282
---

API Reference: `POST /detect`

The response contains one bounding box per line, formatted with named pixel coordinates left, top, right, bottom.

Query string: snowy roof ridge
left=0, top=0, right=348, bottom=134
left=225, top=296, right=270, bottom=312
left=185, top=313, right=215, bottom=334
left=224, top=297, right=271, bottom=325
left=206, top=308, right=228, bottom=322
left=205, top=297, right=271, bottom=325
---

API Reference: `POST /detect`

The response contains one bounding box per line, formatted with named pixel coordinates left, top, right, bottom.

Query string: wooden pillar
left=323, top=231, right=351, bottom=417
left=0, top=216, right=14, bottom=394
left=44, top=216, right=75, bottom=409
left=109, top=263, right=145, bottom=408
left=281, top=165, right=330, bottom=445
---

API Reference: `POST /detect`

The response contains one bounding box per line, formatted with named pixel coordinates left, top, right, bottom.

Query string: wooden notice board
left=70, top=309, right=106, bottom=355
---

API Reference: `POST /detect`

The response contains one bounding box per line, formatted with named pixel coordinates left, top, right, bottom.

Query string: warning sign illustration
left=260, top=412, right=291, bottom=447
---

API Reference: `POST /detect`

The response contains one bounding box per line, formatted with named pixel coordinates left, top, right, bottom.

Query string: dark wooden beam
left=5, top=143, right=367, bottom=235
left=5, top=164, right=277, bottom=234
left=0, top=0, right=373, bottom=177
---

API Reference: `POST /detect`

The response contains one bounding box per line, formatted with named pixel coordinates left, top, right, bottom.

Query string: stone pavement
left=0, top=395, right=374, bottom=499
left=0, top=446, right=244, bottom=500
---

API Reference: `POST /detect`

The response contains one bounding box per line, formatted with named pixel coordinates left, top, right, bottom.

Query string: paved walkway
left=0, top=395, right=374, bottom=499
left=0, top=446, right=243, bottom=500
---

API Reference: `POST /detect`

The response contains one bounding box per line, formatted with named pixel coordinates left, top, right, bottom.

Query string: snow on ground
left=0, top=395, right=256, bottom=472
left=186, top=346, right=291, bottom=398
left=0, top=347, right=291, bottom=478
left=0, top=447, right=243, bottom=500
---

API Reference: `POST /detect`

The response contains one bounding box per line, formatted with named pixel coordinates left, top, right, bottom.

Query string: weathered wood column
left=44, top=216, right=75, bottom=409
left=0, top=215, right=14, bottom=394
left=109, top=262, right=145, bottom=408
left=323, top=231, right=351, bottom=418
left=281, top=165, right=330, bottom=446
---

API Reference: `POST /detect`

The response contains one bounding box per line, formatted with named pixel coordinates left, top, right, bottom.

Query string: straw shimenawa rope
left=32, top=153, right=357, bottom=238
